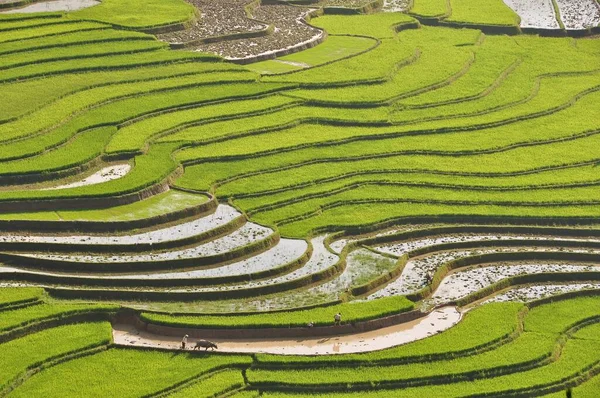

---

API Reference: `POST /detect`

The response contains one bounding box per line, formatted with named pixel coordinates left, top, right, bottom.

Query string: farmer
left=425, top=270, right=434, bottom=285
left=334, top=312, right=342, bottom=326
left=181, top=334, right=189, bottom=350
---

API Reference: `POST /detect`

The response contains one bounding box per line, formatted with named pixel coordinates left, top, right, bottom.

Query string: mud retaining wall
left=116, top=308, right=426, bottom=339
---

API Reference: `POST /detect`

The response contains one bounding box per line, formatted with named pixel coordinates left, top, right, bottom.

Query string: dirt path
left=112, top=307, right=461, bottom=355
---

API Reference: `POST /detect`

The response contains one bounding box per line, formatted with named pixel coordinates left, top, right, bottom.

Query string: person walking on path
left=181, top=334, right=189, bottom=350
left=334, top=312, right=342, bottom=326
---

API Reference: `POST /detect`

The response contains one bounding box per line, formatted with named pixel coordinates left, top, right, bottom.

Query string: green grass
left=0, top=322, right=112, bottom=390
left=9, top=348, right=251, bottom=398
left=70, top=0, right=196, bottom=28
left=141, top=296, right=414, bottom=329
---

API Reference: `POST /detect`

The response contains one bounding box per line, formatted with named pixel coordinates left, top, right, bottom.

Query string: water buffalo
left=194, top=339, right=218, bottom=351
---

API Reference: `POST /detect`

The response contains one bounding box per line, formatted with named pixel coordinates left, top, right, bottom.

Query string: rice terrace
left=1, top=0, right=600, bottom=396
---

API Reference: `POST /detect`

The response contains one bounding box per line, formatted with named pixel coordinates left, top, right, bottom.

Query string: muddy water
left=112, top=306, right=461, bottom=355
left=483, top=282, right=600, bottom=304
left=555, top=0, right=600, bottom=29
left=41, top=164, right=131, bottom=191
left=0, top=205, right=239, bottom=246
left=22, top=222, right=273, bottom=263
left=503, top=0, right=560, bottom=28
left=1, top=0, right=99, bottom=13
left=430, top=262, right=600, bottom=305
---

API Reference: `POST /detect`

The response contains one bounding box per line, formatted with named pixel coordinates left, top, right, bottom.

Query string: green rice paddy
left=0, top=0, right=599, bottom=395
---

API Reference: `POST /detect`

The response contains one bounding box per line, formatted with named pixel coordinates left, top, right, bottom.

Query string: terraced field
left=1, top=0, right=600, bottom=396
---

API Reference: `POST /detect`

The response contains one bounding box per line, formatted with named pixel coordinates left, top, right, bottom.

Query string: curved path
left=112, top=306, right=461, bottom=355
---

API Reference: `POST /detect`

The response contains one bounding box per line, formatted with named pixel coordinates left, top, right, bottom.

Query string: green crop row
left=0, top=16, right=69, bottom=32
left=291, top=42, right=599, bottom=106
left=0, top=189, right=207, bottom=222
left=0, top=21, right=108, bottom=44
left=0, top=28, right=155, bottom=57
left=169, top=106, right=388, bottom=159
left=247, top=332, right=556, bottom=386
left=107, top=95, right=298, bottom=154
left=7, top=348, right=251, bottom=398
left=69, top=0, right=196, bottom=29
left=248, top=36, right=377, bottom=75
left=445, top=0, right=519, bottom=27
left=252, top=297, right=600, bottom=395
left=0, top=126, right=112, bottom=180
left=167, top=369, right=246, bottom=398
left=0, top=288, right=43, bottom=308
left=221, top=161, right=600, bottom=202
left=141, top=295, right=414, bottom=329
left=258, top=334, right=598, bottom=395
left=0, top=302, right=117, bottom=333
left=308, top=13, right=417, bottom=39
left=525, top=296, right=600, bottom=335
left=278, top=202, right=600, bottom=237
left=12, top=82, right=288, bottom=160
left=0, top=61, right=237, bottom=123
left=263, top=38, right=417, bottom=86
left=0, top=48, right=219, bottom=84
left=544, top=369, right=600, bottom=397
left=0, top=70, right=256, bottom=144
left=174, top=78, right=600, bottom=170
left=395, top=42, right=519, bottom=109
left=233, top=171, right=600, bottom=216
left=176, top=92, right=600, bottom=201
left=248, top=183, right=600, bottom=227
left=0, top=322, right=112, bottom=391
left=409, top=0, right=449, bottom=18
left=0, top=143, right=178, bottom=203
left=289, top=27, right=479, bottom=104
